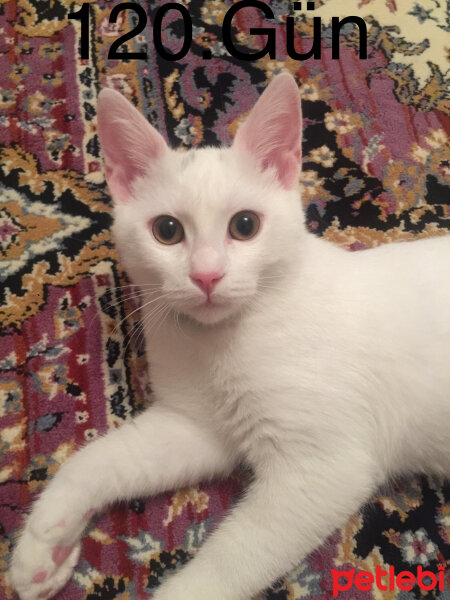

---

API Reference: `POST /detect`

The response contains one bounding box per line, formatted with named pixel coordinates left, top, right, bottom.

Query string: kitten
left=10, top=74, right=450, bottom=600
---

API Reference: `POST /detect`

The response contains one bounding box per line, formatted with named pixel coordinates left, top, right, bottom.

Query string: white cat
left=10, top=74, right=450, bottom=600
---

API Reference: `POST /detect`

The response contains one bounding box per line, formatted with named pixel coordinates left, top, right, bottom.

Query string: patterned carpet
left=1, top=1, right=449, bottom=599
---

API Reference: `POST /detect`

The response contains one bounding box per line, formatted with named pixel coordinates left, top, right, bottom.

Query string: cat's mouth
left=195, top=296, right=221, bottom=312
left=203, top=296, right=217, bottom=307
left=189, top=289, right=222, bottom=308
left=169, top=288, right=249, bottom=324
left=180, top=293, right=236, bottom=324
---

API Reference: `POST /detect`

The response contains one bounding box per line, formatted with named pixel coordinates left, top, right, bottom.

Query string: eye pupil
left=235, top=215, right=254, bottom=237
left=159, top=218, right=177, bottom=240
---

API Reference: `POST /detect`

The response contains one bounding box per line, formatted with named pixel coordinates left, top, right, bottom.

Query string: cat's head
left=97, top=74, right=304, bottom=325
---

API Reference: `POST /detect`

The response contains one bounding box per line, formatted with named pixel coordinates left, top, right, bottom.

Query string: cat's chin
left=181, top=302, right=239, bottom=326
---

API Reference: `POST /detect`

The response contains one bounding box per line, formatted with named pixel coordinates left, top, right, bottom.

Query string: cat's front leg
left=152, top=447, right=378, bottom=600
left=9, top=405, right=235, bottom=600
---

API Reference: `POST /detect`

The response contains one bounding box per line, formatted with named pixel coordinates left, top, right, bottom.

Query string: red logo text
left=331, top=564, right=447, bottom=596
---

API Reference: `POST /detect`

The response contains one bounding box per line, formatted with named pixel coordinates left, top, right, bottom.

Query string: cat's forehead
left=130, top=145, right=272, bottom=223
left=176, top=147, right=235, bottom=182
left=162, top=147, right=260, bottom=212
left=178, top=147, right=226, bottom=168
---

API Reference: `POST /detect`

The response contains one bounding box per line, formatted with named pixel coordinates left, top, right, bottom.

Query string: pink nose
left=190, top=271, right=224, bottom=296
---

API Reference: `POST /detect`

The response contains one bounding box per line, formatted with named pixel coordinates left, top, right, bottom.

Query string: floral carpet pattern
left=1, top=1, right=449, bottom=599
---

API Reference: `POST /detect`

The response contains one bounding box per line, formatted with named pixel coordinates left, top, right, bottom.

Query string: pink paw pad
left=32, top=570, right=47, bottom=583
left=52, top=544, right=73, bottom=566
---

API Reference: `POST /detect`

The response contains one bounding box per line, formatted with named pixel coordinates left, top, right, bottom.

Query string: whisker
left=111, top=292, right=172, bottom=336
left=123, top=318, right=145, bottom=356
left=88, top=286, right=162, bottom=330
left=107, top=283, right=161, bottom=290
left=87, top=291, right=142, bottom=331
left=152, top=304, right=172, bottom=338
left=99, top=289, right=156, bottom=312
left=125, top=313, right=155, bottom=351
left=128, top=311, right=151, bottom=355
left=140, top=302, right=170, bottom=338
left=258, top=275, right=285, bottom=282
left=174, top=310, right=190, bottom=341
left=258, top=284, right=284, bottom=292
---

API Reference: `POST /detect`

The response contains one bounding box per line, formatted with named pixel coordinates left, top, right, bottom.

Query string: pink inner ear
left=97, top=89, right=167, bottom=203
left=234, top=74, right=302, bottom=189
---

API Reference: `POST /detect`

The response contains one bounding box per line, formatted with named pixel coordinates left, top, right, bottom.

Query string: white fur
left=10, top=103, right=450, bottom=600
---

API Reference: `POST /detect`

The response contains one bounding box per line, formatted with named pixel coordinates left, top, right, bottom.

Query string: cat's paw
left=9, top=530, right=81, bottom=600
left=9, top=505, right=93, bottom=600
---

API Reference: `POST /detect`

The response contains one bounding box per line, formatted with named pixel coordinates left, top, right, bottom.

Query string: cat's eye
left=152, top=215, right=184, bottom=245
left=229, top=211, right=260, bottom=241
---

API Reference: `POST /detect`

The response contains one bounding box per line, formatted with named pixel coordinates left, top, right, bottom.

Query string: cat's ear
left=233, top=73, right=302, bottom=189
left=97, top=88, right=168, bottom=203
